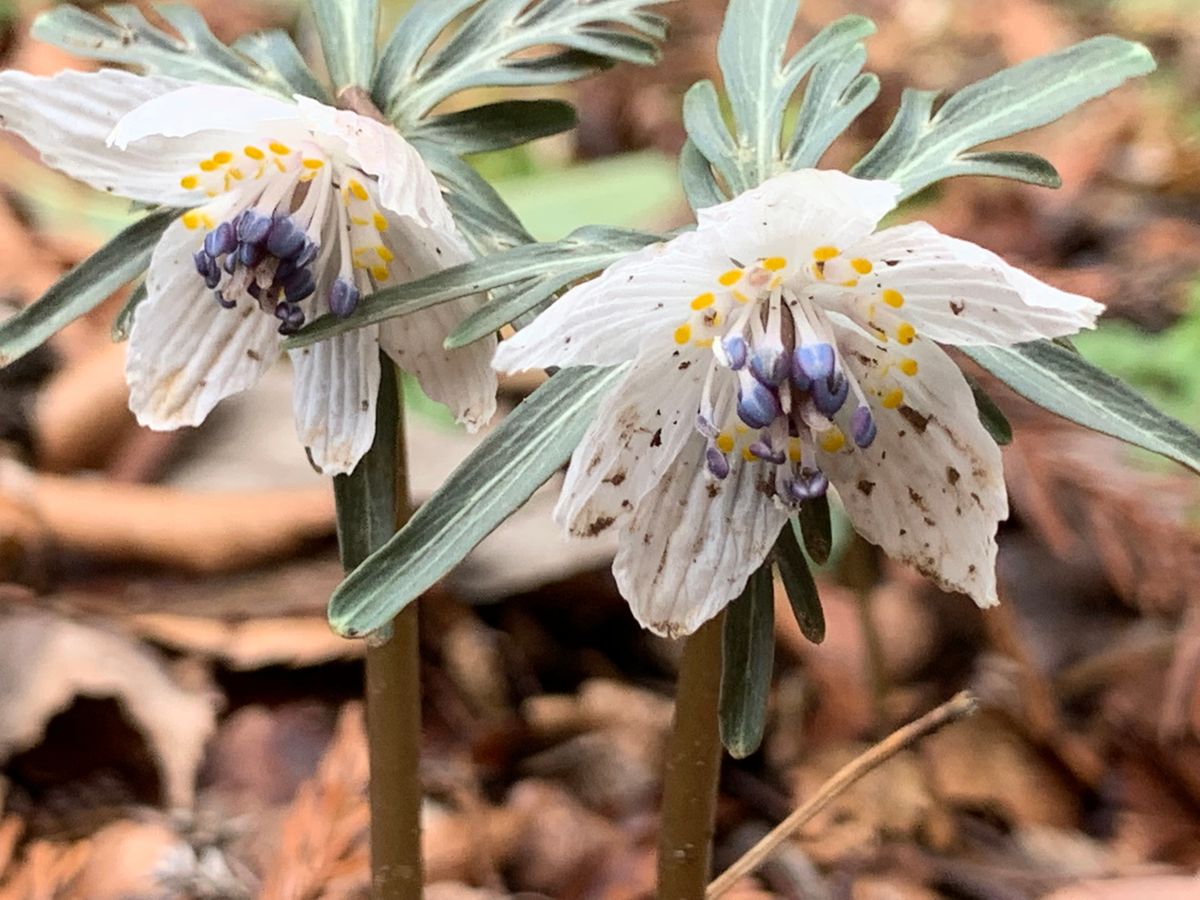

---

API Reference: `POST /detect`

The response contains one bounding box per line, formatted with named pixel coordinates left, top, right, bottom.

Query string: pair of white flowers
left=0, top=69, right=1101, bottom=638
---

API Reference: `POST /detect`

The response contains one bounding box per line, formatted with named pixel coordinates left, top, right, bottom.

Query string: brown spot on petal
left=857, top=480, right=875, bottom=496
left=604, top=471, right=626, bottom=486
left=946, top=466, right=961, bottom=485
left=585, top=516, right=615, bottom=536
left=898, top=406, right=930, bottom=434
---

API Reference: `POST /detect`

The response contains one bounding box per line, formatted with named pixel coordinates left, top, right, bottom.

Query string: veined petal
left=840, top=222, right=1103, bottom=346
left=127, top=201, right=282, bottom=428
left=613, top=434, right=790, bottom=638
left=108, top=83, right=302, bottom=148
left=289, top=325, right=381, bottom=476
left=699, top=169, right=901, bottom=272
left=817, top=327, right=1008, bottom=607
left=294, top=96, right=459, bottom=239
left=556, top=348, right=709, bottom=537
left=0, top=69, right=207, bottom=206
left=378, top=217, right=496, bottom=432
left=494, top=228, right=732, bottom=372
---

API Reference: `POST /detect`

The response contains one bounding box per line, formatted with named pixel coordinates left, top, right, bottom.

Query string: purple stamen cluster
left=192, top=210, right=318, bottom=336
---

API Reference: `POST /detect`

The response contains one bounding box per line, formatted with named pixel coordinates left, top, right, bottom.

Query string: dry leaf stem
left=706, top=691, right=979, bottom=898
left=658, top=611, right=726, bottom=900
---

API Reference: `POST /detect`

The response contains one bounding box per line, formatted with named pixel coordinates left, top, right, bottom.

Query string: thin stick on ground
left=658, top=611, right=727, bottom=900
left=706, top=691, right=978, bottom=899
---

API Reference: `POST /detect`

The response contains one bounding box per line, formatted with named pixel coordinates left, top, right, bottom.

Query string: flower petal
left=698, top=169, right=900, bottom=270
left=108, top=83, right=302, bottom=147
left=0, top=69, right=207, bottom=205
left=613, top=435, right=790, bottom=638
left=841, top=222, right=1103, bottom=345
left=817, top=327, right=1008, bottom=607
left=289, top=326, right=381, bottom=476
left=127, top=203, right=282, bottom=428
left=378, top=217, right=496, bottom=432
left=493, top=228, right=731, bottom=372
left=556, top=348, right=709, bottom=537
left=294, top=96, right=459, bottom=238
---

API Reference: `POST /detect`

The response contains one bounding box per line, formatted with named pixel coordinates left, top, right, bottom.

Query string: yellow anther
left=691, top=292, right=715, bottom=311
left=376, top=245, right=395, bottom=262
left=882, top=388, right=905, bottom=409
left=348, top=179, right=369, bottom=202
left=851, top=258, right=873, bottom=274
left=182, top=210, right=202, bottom=230
left=179, top=174, right=199, bottom=190
left=199, top=159, right=218, bottom=172
left=373, top=212, right=388, bottom=231
left=732, top=290, right=750, bottom=304
left=819, top=428, right=846, bottom=453
left=201, top=213, right=214, bottom=229
left=705, top=312, right=722, bottom=328
left=899, top=358, right=919, bottom=377
left=227, top=168, right=244, bottom=180
left=717, top=433, right=735, bottom=454
left=674, top=324, right=692, bottom=345
left=302, top=158, right=324, bottom=170
left=719, top=269, right=743, bottom=286
left=839, top=279, right=859, bottom=288
left=742, top=447, right=757, bottom=462
left=787, top=438, right=803, bottom=463
left=762, top=257, right=787, bottom=271
left=269, top=141, right=291, bottom=155
left=351, top=216, right=370, bottom=226
left=695, top=338, right=714, bottom=348
left=735, top=424, right=749, bottom=435
left=372, top=265, right=390, bottom=281
left=212, top=151, right=233, bottom=165
left=882, top=288, right=905, bottom=308
left=813, top=246, right=840, bottom=262
left=896, top=322, right=916, bottom=345
left=244, top=145, right=265, bottom=160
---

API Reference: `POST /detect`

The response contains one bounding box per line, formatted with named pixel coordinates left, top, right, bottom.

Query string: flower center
left=681, top=248, right=922, bottom=509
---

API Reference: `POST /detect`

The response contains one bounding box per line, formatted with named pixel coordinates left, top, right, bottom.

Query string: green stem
left=658, top=611, right=726, bottom=900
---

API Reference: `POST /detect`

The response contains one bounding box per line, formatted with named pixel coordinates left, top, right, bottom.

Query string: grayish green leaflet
left=965, top=342, right=1200, bottom=476
left=329, top=366, right=626, bottom=637
left=285, top=226, right=658, bottom=350
left=852, top=36, right=1156, bottom=201
left=408, top=100, right=577, bottom=156
left=310, top=0, right=378, bottom=92
left=374, top=0, right=671, bottom=127
left=776, top=521, right=825, bottom=644
left=719, top=563, right=775, bottom=759
left=0, top=209, right=177, bottom=367
left=964, top=374, right=1013, bottom=446
left=681, top=3, right=876, bottom=206
left=111, top=282, right=148, bottom=343
left=32, top=4, right=327, bottom=101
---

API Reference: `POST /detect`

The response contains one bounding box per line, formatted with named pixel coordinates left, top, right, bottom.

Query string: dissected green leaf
left=310, top=0, right=378, bottom=91
left=287, top=226, right=657, bottom=349
left=328, top=365, right=626, bottom=637
left=0, top=209, right=177, bottom=368
left=719, top=562, right=775, bottom=759
left=784, top=47, right=879, bottom=169
left=32, top=4, right=321, bottom=100
left=374, top=0, right=671, bottom=127
left=775, top=522, right=825, bottom=644
left=409, top=100, right=577, bottom=156
left=852, top=36, right=1154, bottom=200
left=445, top=265, right=597, bottom=349
left=232, top=30, right=331, bottom=102
left=796, top=495, right=833, bottom=566
left=965, top=340, right=1200, bottom=474
left=964, top=374, right=1013, bottom=446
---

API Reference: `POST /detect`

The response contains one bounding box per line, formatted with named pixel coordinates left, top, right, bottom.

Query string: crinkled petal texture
left=817, top=327, right=1008, bottom=607
left=0, top=69, right=209, bottom=206
left=126, top=199, right=282, bottom=427
left=836, top=222, right=1102, bottom=345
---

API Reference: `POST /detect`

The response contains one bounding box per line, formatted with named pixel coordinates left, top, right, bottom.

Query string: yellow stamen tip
left=882, top=288, right=905, bottom=308
left=302, top=158, right=324, bottom=169
left=813, top=246, right=840, bottom=262
left=376, top=246, right=395, bottom=262
left=819, top=428, right=846, bottom=453
left=694, top=337, right=714, bottom=348
left=762, top=257, right=787, bottom=272
left=717, top=433, right=735, bottom=454
left=674, top=324, right=692, bottom=345
left=851, top=257, right=873, bottom=274
left=348, top=179, right=369, bottom=202
left=268, top=141, right=291, bottom=155
left=742, top=447, right=757, bottom=462
left=212, top=150, right=233, bottom=165
left=244, top=145, right=265, bottom=160
left=718, top=269, right=743, bottom=287
left=896, top=322, right=916, bottom=345
left=182, top=211, right=201, bottom=229
left=787, top=438, right=803, bottom=463
left=732, top=290, right=750, bottom=304
left=882, top=389, right=905, bottom=409
left=373, top=212, right=388, bottom=231
left=179, top=175, right=199, bottom=190
left=899, top=358, right=919, bottom=377
left=198, top=159, right=218, bottom=172
left=371, top=265, right=390, bottom=281
left=691, top=292, right=715, bottom=311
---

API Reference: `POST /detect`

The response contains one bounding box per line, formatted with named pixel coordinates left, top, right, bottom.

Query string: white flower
left=0, top=69, right=497, bottom=474
left=495, top=169, right=1102, bottom=637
